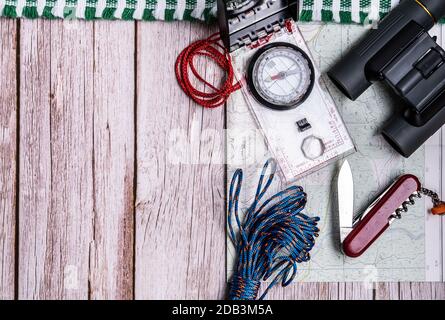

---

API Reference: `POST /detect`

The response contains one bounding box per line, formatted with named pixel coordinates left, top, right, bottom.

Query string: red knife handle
left=342, top=175, right=421, bottom=258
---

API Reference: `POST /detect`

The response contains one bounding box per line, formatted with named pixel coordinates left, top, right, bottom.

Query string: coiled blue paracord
left=228, top=158, right=320, bottom=300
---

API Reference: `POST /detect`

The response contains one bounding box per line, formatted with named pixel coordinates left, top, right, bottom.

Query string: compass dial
left=247, top=42, right=315, bottom=110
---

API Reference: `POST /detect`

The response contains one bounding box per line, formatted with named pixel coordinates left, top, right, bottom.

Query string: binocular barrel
left=422, top=0, right=445, bottom=20
left=327, top=0, right=445, bottom=100
left=382, top=105, right=445, bottom=158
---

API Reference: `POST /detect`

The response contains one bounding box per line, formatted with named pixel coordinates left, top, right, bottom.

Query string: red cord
left=175, top=33, right=242, bottom=109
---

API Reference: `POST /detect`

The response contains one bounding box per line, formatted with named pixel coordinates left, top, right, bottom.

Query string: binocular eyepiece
left=328, top=0, right=445, bottom=157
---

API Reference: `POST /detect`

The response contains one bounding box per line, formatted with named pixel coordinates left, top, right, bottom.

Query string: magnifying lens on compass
left=247, top=42, right=315, bottom=111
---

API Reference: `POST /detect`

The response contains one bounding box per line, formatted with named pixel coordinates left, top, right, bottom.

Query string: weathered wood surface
left=18, top=19, right=134, bottom=299
left=0, top=17, right=443, bottom=300
left=135, top=22, right=226, bottom=300
left=0, top=18, right=17, bottom=300
left=19, top=18, right=93, bottom=300
left=87, top=21, right=135, bottom=300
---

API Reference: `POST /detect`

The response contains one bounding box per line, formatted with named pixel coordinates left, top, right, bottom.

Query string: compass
left=247, top=42, right=315, bottom=110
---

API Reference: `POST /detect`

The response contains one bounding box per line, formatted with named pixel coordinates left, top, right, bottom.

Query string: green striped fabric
left=301, top=0, right=396, bottom=23
left=0, top=0, right=437, bottom=22
left=0, top=0, right=217, bottom=20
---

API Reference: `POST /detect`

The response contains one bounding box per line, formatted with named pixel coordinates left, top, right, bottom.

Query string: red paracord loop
left=175, top=33, right=242, bottom=109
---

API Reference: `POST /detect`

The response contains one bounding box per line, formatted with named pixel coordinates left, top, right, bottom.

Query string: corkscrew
left=338, top=160, right=445, bottom=258
left=390, top=191, right=421, bottom=222
left=391, top=186, right=445, bottom=222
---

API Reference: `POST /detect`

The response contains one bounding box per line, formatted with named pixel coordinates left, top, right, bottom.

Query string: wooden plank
left=410, top=283, right=434, bottom=300
left=339, top=283, right=374, bottom=300
left=398, top=282, right=444, bottom=300
left=316, top=283, right=340, bottom=300
left=375, top=283, right=399, bottom=300
left=19, top=20, right=135, bottom=299
left=432, top=283, right=445, bottom=300
left=19, top=19, right=95, bottom=299
left=0, top=18, right=18, bottom=300
left=135, top=22, right=226, bottom=299
left=87, top=21, right=135, bottom=300
left=399, top=283, right=434, bottom=300
left=264, top=282, right=440, bottom=300
left=258, top=283, right=339, bottom=300
left=267, top=283, right=333, bottom=300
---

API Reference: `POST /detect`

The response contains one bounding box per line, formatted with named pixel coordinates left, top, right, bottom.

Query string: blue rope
left=228, top=158, right=320, bottom=300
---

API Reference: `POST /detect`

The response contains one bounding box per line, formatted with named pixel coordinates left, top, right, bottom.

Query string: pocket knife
left=337, top=160, right=421, bottom=258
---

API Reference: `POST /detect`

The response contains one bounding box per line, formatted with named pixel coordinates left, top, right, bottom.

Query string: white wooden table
left=0, top=18, right=444, bottom=300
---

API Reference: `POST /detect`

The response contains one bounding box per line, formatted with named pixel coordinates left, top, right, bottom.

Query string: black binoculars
left=328, top=0, right=445, bottom=157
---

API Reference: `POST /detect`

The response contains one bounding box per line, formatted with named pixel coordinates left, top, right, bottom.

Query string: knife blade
left=338, top=160, right=354, bottom=243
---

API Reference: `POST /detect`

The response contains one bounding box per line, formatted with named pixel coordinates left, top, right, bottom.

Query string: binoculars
left=328, top=0, right=445, bottom=157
